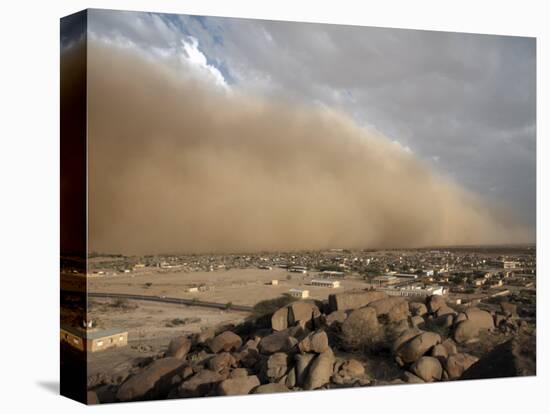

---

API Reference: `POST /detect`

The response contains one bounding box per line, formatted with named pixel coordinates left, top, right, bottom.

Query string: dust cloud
left=84, top=41, right=532, bottom=255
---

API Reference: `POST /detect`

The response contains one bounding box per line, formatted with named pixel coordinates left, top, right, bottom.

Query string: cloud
left=83, top=41, right=532, bottom=255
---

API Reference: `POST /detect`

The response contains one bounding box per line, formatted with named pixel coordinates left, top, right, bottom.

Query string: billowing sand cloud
left=84, top=41, right=531, bottom=255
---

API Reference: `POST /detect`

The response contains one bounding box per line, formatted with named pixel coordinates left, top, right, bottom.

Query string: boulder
left=208, top=352, right=236, bottom=372
left=178, top=369, right=224, bottom=398
left=431, top=344, right=449, bottom=362
left=341, top=307, right=380, bottom=348
left=266, top=353, right=289, bottom=381
left=328, top=291, right=387, bottom=312
left=402, top=371, right=425, bottom=384
left=117, top=357, right=186, bottom=401
left=208, top=331, right=242, bottom=353
left=288, top=301, right=321, bottom=326
left=297, top=331, right=329, bottom=354
left=410, top=356, right=442, bottom=382
left=440, top=338, right=458, bottom=356
left=229, top=368, right=249, bottom=378
left=426, top=295, right=446, bottom=314
left=453, top=320, right=484, bottom=344
left=252, top=383, right=290, bottom=394
left=396, top=332, right=441, bottom=364
left=166, top=336, right=192, bottom=359
left=500, top=302, right=518, bottom=317
left=368, top=297, right=408, bottom=318
left=392, top=328, right=423, bottom=354
left=217, top=375, right=260, bottom=396
left=303, top=350, right=335, bottom=390
left=435, top=305, right=457, bottom=318
left=295, top=353, right=316, bottom=387
left=445, top=353, right=479, bottom=379
left=271, top=307, right=289, bottom=331
left=464, top=308, right=495, bottom=329
left=338, top=359, right=365, bottom=378
left=410, top=315, right=425, bottom=328
left=409, top=302, right=428, bottom=317
left=259, top=331, right=298, bottom=354
left=325, top=310, right=348, bottom=327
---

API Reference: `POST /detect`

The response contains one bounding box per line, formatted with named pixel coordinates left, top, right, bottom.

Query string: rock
left=304, top=350, right=335, bottom=390
left=460, top=339, right=535, bottom=380
left=271, top=307, right=289, bottom=331
left=208, top=352, right=236, bottom=372
left=217, top=375, right=260, bottom=396
left=445, top=353, right=479, bottom=379
left=426, top=295, right=446, bottom=314
left=117, top=357, right=187, bottom=401
left=166, top=336, right=192, bottom=359
left=288, top=301, right=322, bottom=327
left=341, top=307, right=380, bottom=348
left=87, top=391, right=99, bottom=404
left=295, top=353, right=316, bottom=387
left=325, top=310, right=348, bottom=327
left=409, top=302, right=428, bottom=317
left=208, top=331, right=242, bottom=353
left=178, top=369, right=225, bottom=398
left=441, top=339, right=458, bottom=356
left=259, top=331, right=298, bottom=354
left=328, top=291, right=387, bottom=312
left=266, top=353, right=289, bottom=381
left=396, top=332, right=441, bottom=364
left=431, top=344, right=449, bottom=362
left=195, top=328, right=216, bottom=345
left=410, top=315, right=425, bottom=328
left=494, top=314, right=507, bottom=327
left=297, top=331, right=329, bottom=354
left=286, top=367, right=297, bottom=388
left=402, top=371, right=425, bottom=384
left=453, top=308, right=494, bottom=343
left=229, top=368, right=249, bottom=378
left=500, top=302, right=518, bottom=317
left=410, top=356, right=442, bottom=382
left=368, top=297, right=408, bottom=318
left=453, top=321, right=482, bottom=344
left=338, top=359, right=365, bottom=378
left=464, top=308, right=495, bottom=329
left=435, top=305, right=457, bottom=318
left=392, top=328, right=423, bottom=354
left=252, top=383, right=290, bottom=394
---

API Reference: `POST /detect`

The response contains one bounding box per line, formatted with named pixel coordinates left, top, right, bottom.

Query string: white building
left=310, top=279, right=340, bottom=288
left=321, top=271, right=345, bottom=278
left=289, top=288, right=310, bottom=299
left=376, top=285, right=445, bottom=298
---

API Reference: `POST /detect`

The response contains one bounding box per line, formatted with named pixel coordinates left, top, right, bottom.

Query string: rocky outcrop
left=396, top=332, right=441, bottom=364
left=445, top=353, right=478, bottom=379
left=410, top=357, right=442, bottom=382
left=303, top=350, right=335, bottom=390
left=217, top=375, right=260, bottom=396
left=328, top=291, right=387, bottom=312
left=208, top=331, right=242, bottom=353
left=166, top=336, right=192, bottom=359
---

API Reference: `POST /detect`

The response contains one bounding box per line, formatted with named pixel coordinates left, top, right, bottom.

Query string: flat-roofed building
left=376, top=285, right=444, bottom=298
left=60, top=325, right=128, bottom=352
left=310, top=279, right=340, bottom=288
left=321, top=270, right=345, bottom=278
left=372, top=275, right=399, bottom=286
left=289, top=288, right=310, bottom=299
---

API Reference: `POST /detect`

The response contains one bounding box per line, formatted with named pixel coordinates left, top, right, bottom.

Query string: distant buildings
left=310, top=279, right=340, bottom=288
left=321, top=270, right=345, bottom=278
left=376, top=285, right=445, bottom=298
left=289, top=288, right=310, bottom=299
left=61, top=325, right=128, bottom=352
left=372, top=275, right=399, bottom=286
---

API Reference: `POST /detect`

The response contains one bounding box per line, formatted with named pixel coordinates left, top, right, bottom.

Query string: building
left=60, top=325, right=128, bottom=352
left=392, top=273, right=419, bottom=280
left=321, top=270, right=345, bottom=278
left=372, top=275, right=399, bottom=286
left=289, top=288, right=310, bottom=299
left=270, top=279, right=279, bottom=286
left=376, top=285, right=445, bottom=298
left=310, top=279, right=340, bottom=288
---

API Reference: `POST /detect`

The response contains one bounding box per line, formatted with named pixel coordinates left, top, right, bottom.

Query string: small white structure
left=310, top=279, right=340, bottom=288
left=372, top=275, right=399, bottom=286
left=289, top=288, right=310, bottom=299
left=270, top=279, right=279, bottom=286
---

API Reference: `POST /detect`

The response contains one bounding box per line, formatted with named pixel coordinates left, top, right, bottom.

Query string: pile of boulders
left=86, top=291, right=533, bottom=403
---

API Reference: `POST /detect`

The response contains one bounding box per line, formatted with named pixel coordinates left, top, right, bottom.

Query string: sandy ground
left=88, top=267, right=368, bottom=306
left=86, top=298, right=247, bottom=377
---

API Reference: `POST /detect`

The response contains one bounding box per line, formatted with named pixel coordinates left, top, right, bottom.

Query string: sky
left=86, top=8, right=536, bottom=232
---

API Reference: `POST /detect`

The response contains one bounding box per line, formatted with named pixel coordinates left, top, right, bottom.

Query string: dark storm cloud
left=87, top=9, right=536, bottom=237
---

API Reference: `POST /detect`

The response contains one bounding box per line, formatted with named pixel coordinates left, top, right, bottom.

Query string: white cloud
left=180, top=36, right=228, bottom=88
